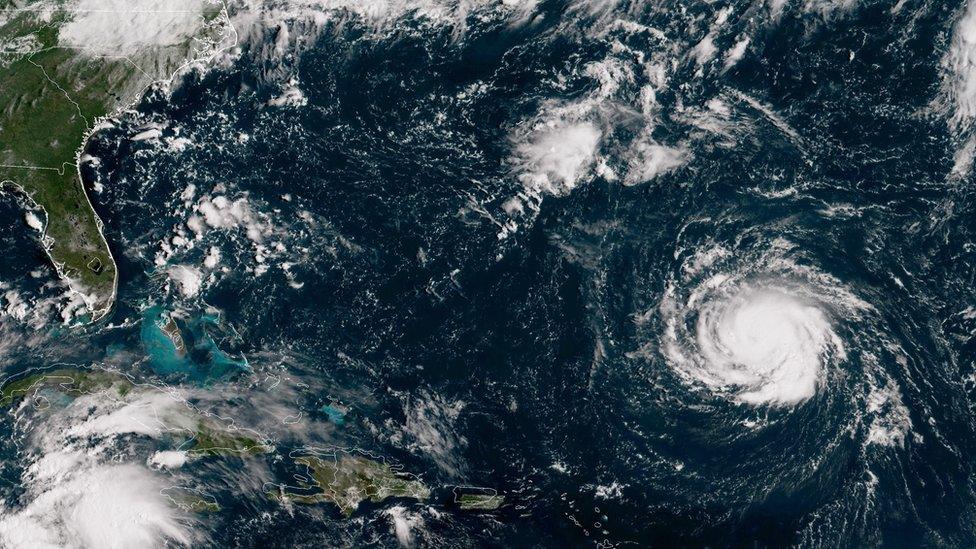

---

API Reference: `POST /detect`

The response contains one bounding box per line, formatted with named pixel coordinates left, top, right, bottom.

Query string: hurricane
left=667, top=280, right=843, bottom=406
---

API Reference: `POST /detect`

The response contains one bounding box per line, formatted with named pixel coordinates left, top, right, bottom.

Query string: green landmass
left=162, top=487, right=221, bottom=513
left=0, top=0, right=229, bottom=321
left=457, top=491, right=504, bottom=511
left=178, top=495, right=221, bottom=514
left=159, top=313, right=187, bottom=356
left=0, top=367, right=131, bottom=407
left=273, top=454, right=431, bottom=516
left=185, top=421, right=269, bottom=457
left=1, top=367, right=267, bottom=460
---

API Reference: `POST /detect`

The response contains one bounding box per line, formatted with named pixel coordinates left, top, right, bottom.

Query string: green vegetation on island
left=0, top=0, right=231, bottom=321
left=456, top=491, right=505, bottom=511
left=161, top=487, right=221, bottom=514
left=0, top=366, right=268, bottom=460
left=177, top=495, right=221, bottom=514
left=185, top=421, right=269, bottom=457
left=159, top=313, right=188, bottom=356
left=273, top=454, right=431, bottom=516
left=0, top=367, right=131, bottom=407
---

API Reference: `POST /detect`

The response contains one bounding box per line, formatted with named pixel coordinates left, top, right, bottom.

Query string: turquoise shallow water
left=320, top=404, right=346, bottom=425
left=140, top=305, right=248, bottom=384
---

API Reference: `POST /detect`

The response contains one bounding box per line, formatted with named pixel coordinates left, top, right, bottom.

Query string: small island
left=454, top=487, right=505, bottom=511
left=161, top=487, right=221, bottom=514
